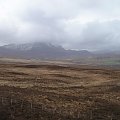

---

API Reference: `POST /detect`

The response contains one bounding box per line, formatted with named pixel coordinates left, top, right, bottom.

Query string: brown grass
left=0, top=60, right=119, bottom=120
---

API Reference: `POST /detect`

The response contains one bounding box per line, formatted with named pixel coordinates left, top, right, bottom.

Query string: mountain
left=0, top=42, right=92, bottom=59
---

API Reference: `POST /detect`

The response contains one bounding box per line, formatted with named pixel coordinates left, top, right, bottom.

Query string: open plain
left=0, top=58, right=119, bottom=120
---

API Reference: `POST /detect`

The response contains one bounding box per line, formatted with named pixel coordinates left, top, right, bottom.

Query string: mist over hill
left=0, top=42, right=92, bottom=59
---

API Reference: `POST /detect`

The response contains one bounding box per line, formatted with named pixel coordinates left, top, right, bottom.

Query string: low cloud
left=0, top=0, right=120, bottom=51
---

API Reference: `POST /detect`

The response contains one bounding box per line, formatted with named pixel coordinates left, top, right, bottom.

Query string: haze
left=0, top=0, right=120, bottom=51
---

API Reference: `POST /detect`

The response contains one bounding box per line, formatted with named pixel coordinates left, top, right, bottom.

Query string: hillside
left=0, top=42, right=91, bottom=59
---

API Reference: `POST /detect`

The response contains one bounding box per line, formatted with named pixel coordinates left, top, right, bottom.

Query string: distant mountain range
left=0, top=42, right=92, bottom=59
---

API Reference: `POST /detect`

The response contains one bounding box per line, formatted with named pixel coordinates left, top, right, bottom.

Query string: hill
left=0, top=42, right=92, bottom=59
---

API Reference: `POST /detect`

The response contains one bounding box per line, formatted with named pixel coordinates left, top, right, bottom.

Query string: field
left=0, top=58, right=120, bottom=120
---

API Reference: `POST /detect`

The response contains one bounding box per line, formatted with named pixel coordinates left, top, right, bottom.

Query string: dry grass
left=0, top=60, right=119, bottom=120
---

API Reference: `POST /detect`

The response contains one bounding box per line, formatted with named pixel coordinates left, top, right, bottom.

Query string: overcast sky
left=0, top=0, right=120, bottom=51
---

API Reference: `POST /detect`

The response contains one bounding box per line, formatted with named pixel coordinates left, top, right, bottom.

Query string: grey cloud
left=0, top=0, right=120, bottom=51
left=0, top=24, right=18, bottom=45
left=65, top=20, right=120, bottom=51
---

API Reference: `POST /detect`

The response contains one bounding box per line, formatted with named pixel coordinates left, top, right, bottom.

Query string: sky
left=0, top=0, right=120, bottom=51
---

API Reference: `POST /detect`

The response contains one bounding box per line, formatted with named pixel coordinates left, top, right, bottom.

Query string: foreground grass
left=0, top=61, right=119, bottom=120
